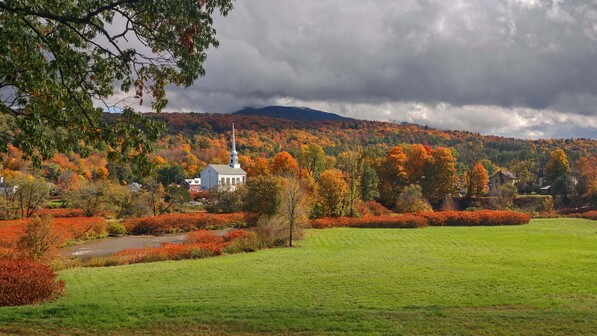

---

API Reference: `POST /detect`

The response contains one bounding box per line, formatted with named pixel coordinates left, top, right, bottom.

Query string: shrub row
left=36, top=208, right=86, bottom=218
left=0, top=217, right=107, bottom=256
left=311, top=210, right=531, bottom=229
left=89, top=230, right=259, bottom=266
left=416, top=210, right=531, bottom=226
left=311, top=214, right=427, bottom=229
left=0, top=258, right=65, bottom=307
left=580, top=211, right=597, bottom=220
left=123, top=212, right=258, bottom=235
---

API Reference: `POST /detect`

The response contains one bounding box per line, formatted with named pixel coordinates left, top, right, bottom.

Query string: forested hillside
left=143, top=112, right=595, bottom=169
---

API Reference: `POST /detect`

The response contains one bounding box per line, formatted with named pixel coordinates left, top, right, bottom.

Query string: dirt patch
left=60, top=230, right=229, bottom=258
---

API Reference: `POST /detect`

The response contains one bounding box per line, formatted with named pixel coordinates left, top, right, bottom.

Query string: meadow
left=1, top=218, right=595, bottom=335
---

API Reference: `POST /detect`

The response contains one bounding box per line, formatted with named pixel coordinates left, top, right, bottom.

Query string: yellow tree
left=318, top=169, right=349, bottom=217
left=468, top=162, right=489, bottom=197
left=544, top=149, right=570, bottom=183
left=423, top=147, right=458, bottom=201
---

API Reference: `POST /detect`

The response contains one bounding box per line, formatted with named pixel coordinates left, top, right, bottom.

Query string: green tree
left=360, top=162, right=379, bottom=202
left=336, top=150, right=362, bottom=217
left=0, top=0, right=233, bottom=165
left=479, top=159, right=498, bottom=177
left=8, top=175, right=50, bottom=219
left=298, top=144, right=326, bottom=179
left=244, top=175, right=283, bottom=217
left=156, top=164, right=186, bottom=186
left=64, top=180, right=113, bottom=217
left=161, top=186, right=191, bottom=213
left=141, top=177, right=165, bottom=216
left=394, top=184, right=432, bottom=213
left=511, top=160, right=537, bottom=193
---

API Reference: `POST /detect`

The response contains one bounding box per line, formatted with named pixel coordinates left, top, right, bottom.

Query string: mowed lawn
left=1, top=218, right=596, bottom=335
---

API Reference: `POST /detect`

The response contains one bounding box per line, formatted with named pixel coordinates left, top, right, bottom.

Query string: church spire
left=230, top=122, right=240, bottom=168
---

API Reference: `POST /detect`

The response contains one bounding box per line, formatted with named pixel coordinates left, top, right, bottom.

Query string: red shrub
left=52, top=217, right=107, bottom=241
left=311, top=210, right=530, bottom=229
left=0, top=258, right=65, bottom=306
left=37, top=208, right=86, bottom=218
left=311, top=215, right=427, bottom=229
left=124, top=212, right=256, bottom=235
left=581, top=211, right=597, bottom=220
left=354, top=200, right=392, bottom=217
left=185, top=230, right=225, bottom=244
left=223, top=229, right=253, bottom=242
left=114, top=242, right=228, bottom=265
left=417, top=210, right=530, bottom=226
left=0, top=217, right=106, bottom=255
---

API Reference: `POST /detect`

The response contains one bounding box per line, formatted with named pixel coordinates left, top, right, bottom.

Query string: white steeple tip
left=230, top=122, right=240, bottom=168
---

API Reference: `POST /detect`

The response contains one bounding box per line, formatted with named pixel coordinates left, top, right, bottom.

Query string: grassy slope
left=1, top=218, right=596, bottom=335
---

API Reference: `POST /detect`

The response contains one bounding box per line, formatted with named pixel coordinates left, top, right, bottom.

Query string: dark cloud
left=114, top=0, right=597, bottom=139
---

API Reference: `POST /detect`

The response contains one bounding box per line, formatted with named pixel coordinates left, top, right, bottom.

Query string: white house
left=200, top=123, right=246, bottom=191
left=181, top=178, right=202, bottom=192
left=0, top=176, right=18, bottom=195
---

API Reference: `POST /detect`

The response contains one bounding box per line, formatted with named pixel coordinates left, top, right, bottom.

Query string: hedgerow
left=36, top=208, right=86, bottom=218
left=0, top=217, right=107, bottom=256
left=311, top=215, right=427, bottom=229
left=416, top=210, right=531, bottom=226
left=0, top=258, right=65, bottom=306
left=311, top=210, right=530, bottom=229
left=99, top=229, right=255, bottom=266
left=581, top=211, right=597, bottom=220
left=123, top=212, right=258, bottom=235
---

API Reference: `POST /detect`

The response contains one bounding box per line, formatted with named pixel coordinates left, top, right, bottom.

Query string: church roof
left=207, top=164, right=246, bottom=175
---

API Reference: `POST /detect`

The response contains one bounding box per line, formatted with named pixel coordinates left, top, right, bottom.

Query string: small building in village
left=0, top=176, right=18, bottom=195
left=200, top=123, right=246, bottom=191
left=181, top=178, right=202, bottom=192
left=489, top=170, right=517, bottom=192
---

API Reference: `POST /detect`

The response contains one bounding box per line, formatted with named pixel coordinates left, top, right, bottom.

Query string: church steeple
left=230, top=123, right=240, bottom=168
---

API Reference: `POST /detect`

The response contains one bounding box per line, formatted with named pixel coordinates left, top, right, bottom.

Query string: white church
left=200, top=123, right=247, bottom=191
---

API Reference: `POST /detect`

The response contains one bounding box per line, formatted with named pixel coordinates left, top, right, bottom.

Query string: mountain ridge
left=232, top=106, right=354, bottom=122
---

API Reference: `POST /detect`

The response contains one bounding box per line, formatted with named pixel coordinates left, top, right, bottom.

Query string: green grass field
left=1, top=218, right=596, bottom=335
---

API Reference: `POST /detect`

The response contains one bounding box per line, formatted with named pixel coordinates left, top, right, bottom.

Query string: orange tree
left=468, top=162, right=489, bottom=197
left=423, top=147, right=459, bottom=202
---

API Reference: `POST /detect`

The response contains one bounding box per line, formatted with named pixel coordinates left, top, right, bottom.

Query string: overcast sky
left=157, top=0, right=597, bottom=139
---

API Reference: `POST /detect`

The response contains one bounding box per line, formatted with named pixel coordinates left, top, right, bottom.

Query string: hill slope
left=233, top=106, right=354, bottom=122
left=142, top=112, right=596, bottom=167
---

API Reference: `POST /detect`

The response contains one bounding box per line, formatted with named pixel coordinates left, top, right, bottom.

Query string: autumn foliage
left=111, top=230, right=253, bottom=266
left=311, top=215, right=427, bottom=229
left=416, top=210, right=531, bottom=226
left=37, top=208, right=86, bottom=218
left=311, top=210, right=530, bottom=229
left=124, top=212, right=257, bottom=235
left=0, top=217, right=106, bottom=257
left=0, top=258, right=65, bottom=306
left=580, top=211, right=597, bottom=220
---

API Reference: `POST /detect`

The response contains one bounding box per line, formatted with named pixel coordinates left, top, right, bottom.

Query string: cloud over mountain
left=150, top=0, right=597, bottom=139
